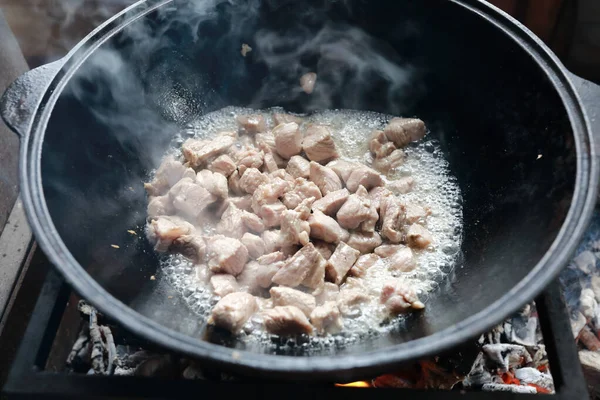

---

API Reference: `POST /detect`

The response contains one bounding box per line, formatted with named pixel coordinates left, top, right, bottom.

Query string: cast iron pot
left=2, top=0, right=600, bottom=381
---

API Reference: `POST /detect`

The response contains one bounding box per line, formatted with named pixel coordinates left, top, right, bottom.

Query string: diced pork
left=280, top=209, right=311, bottom=246
left=259, top=202, right=287, bottom=228
left=237, top=261, right=282, bottom=293
left=270, top=287, right=316, bottom=317
left=313, top=282, right=340, bottom=305
left=313, top=241, right=335, bottom=260
left=251, top=178, right=291, bottom=215
left=210, top=274, right=240, bottom=297
left=308, top=210, right=350, bottom=244
left=182, top=133, right=236, bottom=168
left=262, top=150, right=280, bottom=173
left=359, top=203, right=379, bottom=233
left=282, top=178, right=321, bottom=209
left=405, top=203, right=430, bottom=224
left=171, top=235, right=206, bottom=263
left=271, top=243, right=323, bottom=288
left=228, top=195, right=253, bottom=212
left=144, top=156, right=188, bottom=196
left=310, top=301, right=343, bottom=335
left=301, top=248, right=327, bottom=290
left=233, top=147, right=264, bottom=171
left=311, top=189, right=349, bottom=216
left=309, top=162, right=342, bottom=195
left=326, top=159, right=358, bottom=183
left=236, top=114, right=266, bottom=134
left=147, top=195, right=174, bottom=219
left=379, top=196, right=405, bottom=243
left=255, top=131, right=276, bottom=152
left=373, top=149, right=405, bottom=173
left=383, top=118, right=426, bottom=148
left=241, top=233, right=266, bottom=258
left=257, top=251, right=285, bottom=265
left=169, top=178, right=217, bottom=220
left=273, top=122, right=302, bottom=159
left=263, top=306, right=313, bottom=335
left=300, top=72, right=317, bottom=94
left=326, top=242, right=361, bottom=285
left=388, top=176, right=415, bottom=195
left=349, top=253, right=380, bottom=277
left=345, top=166, right=384, bottom=192
left=347, top=232, right=383, bottom=254
left=209, top=155, right=236, bottom=177
left=302, top=125, right=338, bottom=163
left=148, top=216, right=194, bottom=252
left=195, top=264, right=211, bottom=284
left=207, top=236, right=249, bottom=276
left=262, top=230, right=285, bottom=253
left=388, top=246, right=415, bottom=272
left=406, top=223, right=434, bottom=249
left=228, top=170, right=243, bottom=195
left=238, top=168, right=269, bottom=194
left=380, top=281, right=425, bottom=314
left=368, top=187, right=393, bottom=213
left=216, top=203, right=246, bottom=239
left=368, top=130, right=388, bottom=156
left=196, top=170, right=228, bottom=199
left=240, top=211, right=266, bottom=234
left=337, top=288, right=369, bottom=316
left=273, top=113, right=303, bottom=126
left=336, top=185, right=372, bottom=230
left=286, top=155, right=311, bottom=179
left=374, top=244, right=405, bottom=258
left=210, top=292, right=258, bottom=333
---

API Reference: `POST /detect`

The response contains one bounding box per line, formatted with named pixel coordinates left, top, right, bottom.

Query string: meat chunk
left=313, top=282, right=340, bottom=305
left=326, top=242, right=361, bottom=285
left=273, top=122, right=302, bottom=159
left=227, top=170, right=244, bottom=195
left=261, top=230, right=285, bottom=253
left=259, top=202, right=287, bottom=228
left=310, top=302, right=343, bottom=335
left=380, top=281, right=425, bottom=314
left=313, top=241, right=335, bottom=260
left=379, top=196, right=405, bottom=243
left=255, top=131, right=276, bottom=152
left=301, top=248, right=327, bottom=290
left=257, top=251, right=285, bottom=265
left=209, top=155, right=236, bottom=177
left=237, top=261, right=282, bottom=293
left=251, top=178, right=291, bottom=214
left=286, top=155, right=311, bottom=179
left=268, top=169, right=296, bottom=184
left=262, top=150, right=280, bottom=173
left=302, top=125, right=338, bottom=163
left=347, top=232, right=382, bottom=254
left=207, top=236, right=249, bottom=276
left=147, top=195, right=174, bottom=219
left=309, top=161, right=342, bottom=196
left=238, top=168, right=269, bottom=194
left=241, top=233, right=266, bottom=258
left=216, top=203, right=246, bottom=239
left=240, top=211, right=265, bottom=234
left=311, top=189, right=349, bottom=216
left=359, top=202, right=379, bottom=233
left=182, top=133, right=236, bottom=167
left=236, top=114, right=266, bottom=134
left=387, top=246, right=415, bottom=272
left=171, top=235, right=206, bottom=263
left=282, top=178, right=321, bottom=209
left=375, top=244, right=405, bottom=258
left=280, top=209, right=311, bottom=246
left=326, top=159, right=358, bottom=183
left=349, top=253, right=381, bottom=277
left=271, top=243, right=323, bottom=288
left=368, top=187, right=393, bottom=213
left=373, top=149, right=405, bottom=174
left=300, top=72, right=317, bottom=94
left=210, top=274, right=240, bottom=297
left=210, top=292, right=258, bottom=333
left=337, top=288, right=369, bottom=316
left=196, top=170, right=228, bottom=199
left=263, top=306, right=313, bottom=335
left=270, top=287, right=316, bottom=317
left=169, top=178, right=217, bottom=220
left=273, top=113, right=302, bottom=126
left=144, top=156, right=188, bottom=196
left=336, top=185, right=372, bottom=230
left=228, top=195, right=253, bottom=212
left=383, top=118, right=426, bottom=147
left=148, top=216, right=194, bottom=252
left=406, top=223, right=434, bottom=249
left=308, top=210, right=349, bottom=244
left=233, top=147, right=264, bottom=171
left=345, top=166, right=384, bottom=192
left=405, top=203, right=430, bottom=224
left=388, top=176, right=415, bottom=195
left=368, top=130, right=388, bottom=156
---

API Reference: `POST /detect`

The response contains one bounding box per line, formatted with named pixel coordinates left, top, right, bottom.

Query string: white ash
left=482, top=383, right=537, bottom=394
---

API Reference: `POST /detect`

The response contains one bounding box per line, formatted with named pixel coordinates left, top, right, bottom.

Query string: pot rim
left=18, top=0, right=600, bottom=380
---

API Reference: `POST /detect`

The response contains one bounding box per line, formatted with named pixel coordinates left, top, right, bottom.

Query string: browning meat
left=336, top=186, right=372, bottom=230
left=387, top=246, right=415, bottom=272
left=196, top=170, right=228, bottom=199
left=171, top=234, right=206, bottom=263
left=241, top=233, right=266, bottom=258
left=273, top=122, right=302, bottom=159
left=308, top=210, right=350, bottom=244
left=263, top=306, right=313, bottom=335
left=326, top=242, right=361, bottom=285
left=237, top=261, right=281, bottom=293
left=210, top=274, right=240, bottom=297
left=349, top=253, right=381, bottom=277
left=236, top=114, right=266, bottom=134
left=282, top=178, right=321, bottom=209
left=207, top=236, right=249, bottom=276
left=345, top=166, right=384, bottom=192
left=280, top=209, right=311, bottom=246
left=210, top=292, right=258, bottom=333
left=182, top=133, right=236, bottom=168
left=380, top=281, right=425, bottom=314
left=310, top=301, right=343, bottom=334
left=406, top=223, right=434, bottom=249
left=271, top=243, right=323, bottom=288
left=311, top=189, right=349, bottom=216
left=379, top=196, right=405, bottom=243
left=383, top=118, right=426, bottom=148
left=238, top=168, right=269, bottom=194
left=300, top=72, right=317, bottom=94
left=147, top=195, right=174, bottom=219
left=286, top=155, right=311, bottom=179
left=337, top=287, right=369, bottom=316
left=270, top=287, right=316, bottom=317
left=374, top=244, right=405, bottom=258
left=273, top=113, right=303, bottom=126
left=388, top=176, right=415, bottom=195
left=148, top=216, right=195, bottom=252
left=347, top=232, right=383, bottom=254
left=302, top=125, right=338, bottom=163
left=404, top=203, right=430, bottom=224
left=310, top=162, right=342, bottom=195
left=209, top=155, right=236, bottom=177
left=169, top=178, right=217, bottom=220
left=313, top=282, right=340, bottom=305
left=144, top=156, right=189, bottom=196
left=373, top=149, right=405, bottom=174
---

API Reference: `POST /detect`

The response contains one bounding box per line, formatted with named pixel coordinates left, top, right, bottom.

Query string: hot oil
left=157, top=106, right=463, bottom=350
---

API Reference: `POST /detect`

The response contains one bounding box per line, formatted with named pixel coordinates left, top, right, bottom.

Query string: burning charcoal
left=481, top=383, right=537, bottom=394
left=506, top=304, right=540, bottom=346
left=481, top=344, right=532, bottom=373
left=514, top=367, right=555, bottom=393
left=578, top=326, right=600, bottom=351
left=463, top=353, right=493, bottom=388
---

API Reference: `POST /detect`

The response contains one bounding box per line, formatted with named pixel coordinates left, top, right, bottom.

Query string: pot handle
left=0, top=60, right=64, bottom=139
left=568, top=72, right=600, bottom=153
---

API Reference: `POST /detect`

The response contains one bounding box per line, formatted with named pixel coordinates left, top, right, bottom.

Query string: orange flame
left=335, top=381, right=371, bottom=388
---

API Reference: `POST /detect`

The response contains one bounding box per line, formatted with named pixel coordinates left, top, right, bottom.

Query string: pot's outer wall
left=9, top=0, right=596, bottom=380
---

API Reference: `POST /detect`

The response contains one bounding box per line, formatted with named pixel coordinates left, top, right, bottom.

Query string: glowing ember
left=335, top=381, right=371, bottom=388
